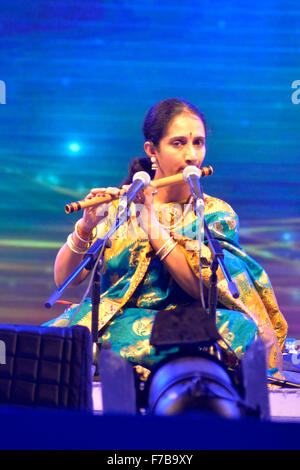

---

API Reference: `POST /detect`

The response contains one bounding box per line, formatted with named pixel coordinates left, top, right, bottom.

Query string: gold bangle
left=74, top=220, right=97, bottom=244
left=67, top=233, right=89, bottom=255
left=156, top=237, right=173, bottom=257
left=159, top=240, right=178, bottom=261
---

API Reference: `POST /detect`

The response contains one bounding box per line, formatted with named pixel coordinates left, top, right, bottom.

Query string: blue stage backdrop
left=0, top=1, right=299, bottom=335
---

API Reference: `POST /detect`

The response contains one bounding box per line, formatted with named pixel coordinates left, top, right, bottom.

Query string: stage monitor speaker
left=0, top=324, right=93, bottom=411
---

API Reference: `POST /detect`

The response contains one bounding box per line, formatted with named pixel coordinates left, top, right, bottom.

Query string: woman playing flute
left=44, top=98, right=287, bottom=382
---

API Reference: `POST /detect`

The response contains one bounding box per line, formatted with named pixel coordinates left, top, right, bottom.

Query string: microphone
left=182, top=166, right=204, bottom=200
left=122, top=171, right=151, bottom=205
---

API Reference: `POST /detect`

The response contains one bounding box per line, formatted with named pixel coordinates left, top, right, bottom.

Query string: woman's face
left=145, top=111, right=206, bottom=179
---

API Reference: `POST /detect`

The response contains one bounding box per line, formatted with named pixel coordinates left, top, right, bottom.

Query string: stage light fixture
left=98, top=304, right=269, bottom=419
left=147, top=353, right=243, bottom=418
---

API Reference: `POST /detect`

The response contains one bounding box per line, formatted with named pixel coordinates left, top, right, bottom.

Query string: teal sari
left=44, top=195, right=287, bottom=374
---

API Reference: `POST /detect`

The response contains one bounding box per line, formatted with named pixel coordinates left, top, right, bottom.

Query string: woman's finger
left=149, top=182, right=158, bottom=195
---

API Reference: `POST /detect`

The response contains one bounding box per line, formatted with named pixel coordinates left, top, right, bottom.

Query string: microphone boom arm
left=203, top=218, right=240, bottom=300
left=183, top=167, right=239, bottom=319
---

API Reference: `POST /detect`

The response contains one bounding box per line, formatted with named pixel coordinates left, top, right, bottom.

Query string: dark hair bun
left=120, top=157, right=155, bottom=186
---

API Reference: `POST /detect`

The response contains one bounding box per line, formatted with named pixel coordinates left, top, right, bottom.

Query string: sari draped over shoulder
left=44, top=195, right=287, bottom=373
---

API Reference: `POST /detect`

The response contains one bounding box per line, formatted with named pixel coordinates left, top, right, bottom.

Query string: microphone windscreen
left=132, top=171, right=151, bottom=187
left=182, top=165, right=201, bottom=181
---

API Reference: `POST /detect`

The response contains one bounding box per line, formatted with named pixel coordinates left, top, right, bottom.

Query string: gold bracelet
left=67, top=233, right=89, bottom=255
left=159, top=240, right=178, bottom=261
left=74, top=220, right=97, bottom=244
left=156, top=237, right=174, bottom=257
left=156, top=237, right=178, bottom=261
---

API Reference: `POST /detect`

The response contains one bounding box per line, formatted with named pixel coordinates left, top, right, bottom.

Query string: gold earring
left=151, top=156, right=158, bottom=171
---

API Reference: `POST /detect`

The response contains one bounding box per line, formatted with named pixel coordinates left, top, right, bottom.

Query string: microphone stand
left=192, top=189, right=239, bottom=326
left=203, top=217, right=240, bottom=314
left=45, top=198, right=130, bottom=366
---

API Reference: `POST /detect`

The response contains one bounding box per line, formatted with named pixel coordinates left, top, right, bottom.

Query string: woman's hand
left=80, top=187, right=122, bottom=232
left=121, top=182, right=158, bottom=234
left=121, top=182, right=157, bottom=207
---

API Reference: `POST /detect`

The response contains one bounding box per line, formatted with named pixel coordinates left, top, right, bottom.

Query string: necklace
left=153, top=196, right=193, bottom=231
